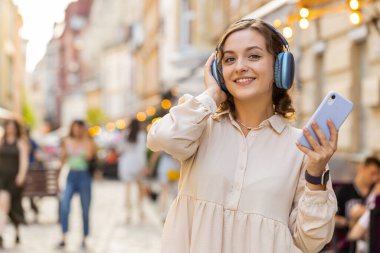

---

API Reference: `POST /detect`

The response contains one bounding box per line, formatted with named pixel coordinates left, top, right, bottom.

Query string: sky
left=13, top=0, right=76, bottom=72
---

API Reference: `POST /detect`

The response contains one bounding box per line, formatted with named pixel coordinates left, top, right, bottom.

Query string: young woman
left=147, top=19, right=338, bottom=253
left=58, top=120, right=96, bottom=249
left=0, top=120, right=29, bottom=248
left=117, top=118, right=147, bottom=223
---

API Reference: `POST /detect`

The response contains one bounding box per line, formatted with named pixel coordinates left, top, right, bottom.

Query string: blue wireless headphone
left=211, top=19, right=295, bottom=92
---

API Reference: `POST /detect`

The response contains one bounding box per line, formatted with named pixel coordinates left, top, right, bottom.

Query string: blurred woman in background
left=58, top=120, right=96, bottom=249
left=0, top=120, right=29, bottom=248
left=118, top=118, right=147, bottom=223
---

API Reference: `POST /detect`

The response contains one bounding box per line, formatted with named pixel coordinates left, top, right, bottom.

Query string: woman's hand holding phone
left=296, top=119, right=338, bottom=179
left=295, top=91, right=352, bottom=189
left=204, top=52, right=227, bottom=105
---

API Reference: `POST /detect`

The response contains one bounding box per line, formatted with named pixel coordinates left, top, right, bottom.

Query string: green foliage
left=86, top=107, right=108, bottom=125
left=21, top=93, right=36, bottom=128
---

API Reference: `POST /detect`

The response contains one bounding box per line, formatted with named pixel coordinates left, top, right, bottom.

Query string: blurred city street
left=1, top=180, right=162, bottom=253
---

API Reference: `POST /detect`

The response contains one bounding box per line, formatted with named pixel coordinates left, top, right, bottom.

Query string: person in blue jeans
left=58, top=120, right=96, bottom=249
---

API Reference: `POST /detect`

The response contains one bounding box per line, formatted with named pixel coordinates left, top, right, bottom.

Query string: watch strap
left=305, top=169, right=329, bottom=185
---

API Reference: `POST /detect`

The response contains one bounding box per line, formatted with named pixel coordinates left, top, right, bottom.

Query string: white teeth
left=235, top=78, right=254, bottom=83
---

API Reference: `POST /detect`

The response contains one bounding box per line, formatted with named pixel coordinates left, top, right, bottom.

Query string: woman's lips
left=234, top=77, right=256, bottom=86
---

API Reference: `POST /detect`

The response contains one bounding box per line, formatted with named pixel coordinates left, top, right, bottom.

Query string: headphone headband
left=235, top=19, right=289, bottom=51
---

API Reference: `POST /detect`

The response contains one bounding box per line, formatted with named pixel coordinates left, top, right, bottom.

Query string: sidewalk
left=1, top=180, right=162, bottom=253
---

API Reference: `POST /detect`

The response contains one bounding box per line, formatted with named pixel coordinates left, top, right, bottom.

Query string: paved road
left=1, top=180, right=162, bottom=253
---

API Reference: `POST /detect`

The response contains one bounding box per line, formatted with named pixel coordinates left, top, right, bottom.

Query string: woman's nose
left=234, top=59, right=248, bottom=72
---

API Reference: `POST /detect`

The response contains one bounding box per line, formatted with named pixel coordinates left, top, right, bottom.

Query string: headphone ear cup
left=274, top=52, right=295, bottom=90
left=216, top=63, right=228, bottom=93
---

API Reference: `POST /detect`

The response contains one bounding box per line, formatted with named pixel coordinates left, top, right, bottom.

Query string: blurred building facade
left=59, top=0, right=93, bottom=127
left=0, top=0, right=25, bottom=120
left=27, top=0, right=380, bottom=165
left=31, top=35, right=61, bottom=132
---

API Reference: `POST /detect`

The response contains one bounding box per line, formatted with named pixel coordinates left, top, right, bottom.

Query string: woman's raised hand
left=204, top=52, right=227, bottom=105
left=296, top=119, right=338, bottom=177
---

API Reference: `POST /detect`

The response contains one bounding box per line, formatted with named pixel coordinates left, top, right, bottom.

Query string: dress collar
left=212, top=109, right=287, bottom=134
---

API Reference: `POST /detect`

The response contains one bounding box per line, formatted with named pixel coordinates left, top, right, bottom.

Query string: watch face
left=322, top=170, right=330, bottom=185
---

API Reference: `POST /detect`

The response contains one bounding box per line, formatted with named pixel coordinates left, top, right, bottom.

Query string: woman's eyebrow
left=246, top=46, right=263, bottom=51
left=223, top=46, right=264, bottom=55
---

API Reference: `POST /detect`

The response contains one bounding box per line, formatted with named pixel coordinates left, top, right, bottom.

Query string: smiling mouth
left=234, top=77, right=256, bottom=85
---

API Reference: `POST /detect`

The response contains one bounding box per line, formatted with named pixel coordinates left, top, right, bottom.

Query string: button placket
left=225, top=139, right=245, bottom=209
left=234, top=140, right=247, bottom=195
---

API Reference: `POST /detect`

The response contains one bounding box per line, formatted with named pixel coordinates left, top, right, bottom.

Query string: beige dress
left=147, top=92, right=338, bottom=253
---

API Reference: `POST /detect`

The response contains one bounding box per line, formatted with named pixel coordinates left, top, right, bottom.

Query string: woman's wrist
left=204, top=87, right=224, bottom=105
left=306, top=182, right=326, bottom=191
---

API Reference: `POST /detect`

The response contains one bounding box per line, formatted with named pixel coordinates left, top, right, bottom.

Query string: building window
left=179, top=0, right=193, bottom=50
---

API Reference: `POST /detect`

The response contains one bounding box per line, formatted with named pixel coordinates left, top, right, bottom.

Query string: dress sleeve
left=288, top=156, right=338, bottom=253
left=146, top=92, right=217, bottom=161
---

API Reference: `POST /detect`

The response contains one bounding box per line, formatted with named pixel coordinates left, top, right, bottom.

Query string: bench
left=23, top=168, right=59, bottom=197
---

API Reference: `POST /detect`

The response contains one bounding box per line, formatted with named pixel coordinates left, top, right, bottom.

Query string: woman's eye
left=224, top=57, right=235, bottom=63
left=249, top=54, right=261, bottom=60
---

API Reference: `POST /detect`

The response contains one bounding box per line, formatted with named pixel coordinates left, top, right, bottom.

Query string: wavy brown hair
left=1, top=119, right=23, bottom=145
left=216, top=19, right=295, bottom=120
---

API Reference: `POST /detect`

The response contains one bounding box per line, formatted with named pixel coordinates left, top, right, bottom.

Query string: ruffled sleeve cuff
left=302, top=185, right=329, bottom=205
left=195, top=92, right=218, bottom=113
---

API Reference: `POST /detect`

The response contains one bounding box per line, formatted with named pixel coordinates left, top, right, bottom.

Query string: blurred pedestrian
left=118, top=118, right=147, bottom=223
left=153, top=151, right=180, bottom=222
left=25, top=125, right=40, bottom=219
left=57, top=119, right=96, bottom=249
left=335, top=156, right=380, bottom=252
left=147, top=18, right=339, bottom=252
left=0, top=120, right=29, bottom=248
left=103, top=146, right=118, bottom=179
left=348, top=181, right=380, bottom=253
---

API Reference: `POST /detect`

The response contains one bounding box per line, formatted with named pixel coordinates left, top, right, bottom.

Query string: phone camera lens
left=331, top=95, right=336, bottom=99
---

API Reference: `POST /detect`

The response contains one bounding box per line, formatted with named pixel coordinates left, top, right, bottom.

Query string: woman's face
left=5, top=121, right=17, bottom=136
left=221, top=29, right=274, bottom=103
left=72, top=123, right=84, bottom=138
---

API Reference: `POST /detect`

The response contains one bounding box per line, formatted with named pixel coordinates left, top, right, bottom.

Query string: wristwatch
left=305, top=169, right=330, bottom=185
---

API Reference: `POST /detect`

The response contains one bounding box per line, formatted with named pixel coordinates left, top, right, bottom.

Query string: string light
left=299, top=8, right=310, bottom=18
left=161, top=99, right=172, bottom=110
left=283, top=26, right=293, bottom=39
left=350, top=11, right=361, bottom=25
left=146, top=106, right=156, bottom=116
left=152, top=117, right=162, bottom=124
left=106, top=122, right=115, bottom=132
left=273, top=19, right=282, bottom=28
left=88, top=126, right=102, bottom=137
left=115, top=119, right=126, bottom=129
left=299, top=18, right=310, bottom=29
left=136, top=112, right=147, bottom=122
left=349, top=0, right=360, bottom=10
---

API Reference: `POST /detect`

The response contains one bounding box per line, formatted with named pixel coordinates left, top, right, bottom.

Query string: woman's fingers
left=327, top=119, right=338, bottom=150
left=205, top=51, right=216, bottom=68
left=303, top=127, right=322, bottom=152
left=204, top=52, right=217, bottom=85
left=310, top=121, right=329, bottom=147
